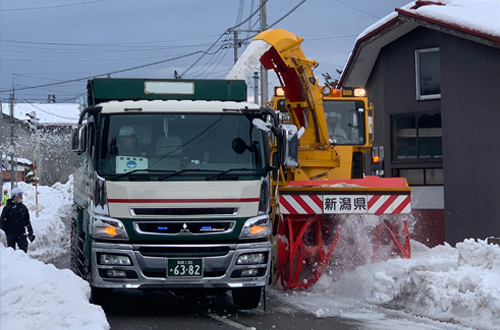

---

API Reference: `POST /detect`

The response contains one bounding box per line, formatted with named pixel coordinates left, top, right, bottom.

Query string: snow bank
left=282, top=239, right=500, bottom=330
left=0, top=246, right=109, bottom=330
left=1, top=176, right=109, bottom=330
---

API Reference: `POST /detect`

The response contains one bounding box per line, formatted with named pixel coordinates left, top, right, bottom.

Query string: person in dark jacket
left=0, top=187, right=34, bottom=252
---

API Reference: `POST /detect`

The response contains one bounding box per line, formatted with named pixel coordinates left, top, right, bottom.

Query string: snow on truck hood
left=98, top=99, right=261, bottom=113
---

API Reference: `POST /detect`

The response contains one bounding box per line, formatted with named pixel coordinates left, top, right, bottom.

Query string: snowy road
left=51, top=252, right=477, bottom=330
left=102, top=288, right=361, bottom=330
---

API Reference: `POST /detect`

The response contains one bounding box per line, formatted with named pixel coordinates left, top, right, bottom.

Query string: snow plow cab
left=235, top=29, right=412, bottom=289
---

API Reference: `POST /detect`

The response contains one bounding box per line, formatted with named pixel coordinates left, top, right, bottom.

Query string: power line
left=178, top=34, right=228, bottom=78
left=333, top=0, right=381, bottom=20
left=267, top=0, right=306, bottom=29
left=0, top=51, right=202, bottom=93
left=1, top=34, right=221, bottom=48
left=180, top=0, right=270, bottom=78
left=307, top=35, right=358, bottom=41
left=0, top=0, right=112, bottom=12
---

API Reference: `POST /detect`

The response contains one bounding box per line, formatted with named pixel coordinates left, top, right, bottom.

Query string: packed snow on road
left=1, top=177, right=500, bottom=330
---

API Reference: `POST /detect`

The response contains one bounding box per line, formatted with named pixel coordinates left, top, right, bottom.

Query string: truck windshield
left=97, top=113, right=268, bottom=179
left=323, top=100, right=366, bottom=145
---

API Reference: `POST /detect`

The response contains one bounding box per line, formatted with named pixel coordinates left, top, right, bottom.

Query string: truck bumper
left=90, top=241, right=271, bottom=290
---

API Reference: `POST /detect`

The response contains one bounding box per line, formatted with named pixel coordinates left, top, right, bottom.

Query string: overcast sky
left=0, top=0, right=410, bottom=104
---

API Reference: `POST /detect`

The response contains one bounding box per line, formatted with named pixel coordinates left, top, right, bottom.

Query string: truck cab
left=71, top=78, right=273, bottom=309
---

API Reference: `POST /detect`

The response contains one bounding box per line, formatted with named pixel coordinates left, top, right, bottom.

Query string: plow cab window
left=323, top=100, right=366, bottom=145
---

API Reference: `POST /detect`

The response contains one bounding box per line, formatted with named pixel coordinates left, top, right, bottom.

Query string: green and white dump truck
left=71, top=78, right=281, bottom=309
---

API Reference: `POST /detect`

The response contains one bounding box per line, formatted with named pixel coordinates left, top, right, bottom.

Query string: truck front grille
left=134, top=221, right=235, bottom=235
left=131, top=207, right=238, bottom=216
left=139, top=246, right=230, bottom=258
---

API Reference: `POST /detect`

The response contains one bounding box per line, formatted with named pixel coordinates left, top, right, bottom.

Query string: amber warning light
left=322, top=87, right=366, bottom=98
left=105, top=227, right=117, bottom=236
left=274, top=87, right=285, bottom=97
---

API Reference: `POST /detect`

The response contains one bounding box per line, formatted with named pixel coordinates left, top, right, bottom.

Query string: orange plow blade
left=275, top=176, right=411, bottom=290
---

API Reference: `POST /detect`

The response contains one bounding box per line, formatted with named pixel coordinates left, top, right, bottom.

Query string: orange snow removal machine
left=251, top=29, right=411, bottom=289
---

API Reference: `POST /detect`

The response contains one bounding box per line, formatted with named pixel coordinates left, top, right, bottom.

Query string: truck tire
left=90, top=287, right=113, bottom=306
left=232, top=287, right=261, bottom=309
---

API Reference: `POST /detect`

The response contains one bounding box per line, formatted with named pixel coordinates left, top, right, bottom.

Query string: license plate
left=167, top=258, right=203, bottom=277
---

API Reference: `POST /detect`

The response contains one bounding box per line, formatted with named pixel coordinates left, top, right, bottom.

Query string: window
left=392, top=113, right=443, bottom=186
left=393, top=113, right=442, bottom=160
left=394, top=168, right=443, bottom=186
left=416, top=48, right=440, bottom=100
left=97, top=113, right=269, bottom=178
left=323, top=100, right=366, bottom=145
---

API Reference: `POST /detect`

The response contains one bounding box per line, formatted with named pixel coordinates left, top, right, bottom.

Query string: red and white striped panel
left=279, top=194, right=323, bottom=214
left=368, top=194, right=411, bottom=214
left=279, top=194, right=411, bottom=214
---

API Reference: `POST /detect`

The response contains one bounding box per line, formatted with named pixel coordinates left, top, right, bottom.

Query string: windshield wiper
left=205, top=168, right=261, bottom=180
left=159, top=169, right=221, bottom=180
left=110, top=169, right=176, bottom=180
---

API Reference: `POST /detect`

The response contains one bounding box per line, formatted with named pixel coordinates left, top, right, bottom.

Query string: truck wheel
left=90, top=287, right=113, bottom=306
left=232, top=287, right=261, bottom=309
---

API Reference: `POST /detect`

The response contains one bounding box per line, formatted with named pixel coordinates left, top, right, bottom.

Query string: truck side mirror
left=280, top=124, right=298, bottom=168
left=71, top=125, right=86, bottom=153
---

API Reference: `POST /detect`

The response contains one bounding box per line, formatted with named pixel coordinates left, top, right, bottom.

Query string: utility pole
left=233, top=30, right=239, bottom=65
left=253, top=72, right=259, bottom=105
left=260, top=0, right=268, bottom=105
left=9, top=92, right=15, bottom=188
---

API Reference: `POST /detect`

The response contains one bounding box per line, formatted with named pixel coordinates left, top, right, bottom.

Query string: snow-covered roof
left=1, top=103, right=81, bottom=126
left=2, top=154, right=33, bottom=166
left=340, top=0, right=500, bottom=87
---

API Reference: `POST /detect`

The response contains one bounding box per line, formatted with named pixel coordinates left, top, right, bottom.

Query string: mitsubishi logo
left=180, top=223, right=190, bottom=233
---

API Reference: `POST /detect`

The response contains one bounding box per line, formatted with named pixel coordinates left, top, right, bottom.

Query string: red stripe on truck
left=108, top=198, right=260, bottom=203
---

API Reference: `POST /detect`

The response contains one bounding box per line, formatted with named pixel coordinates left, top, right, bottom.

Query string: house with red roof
left=339, top=0, right=500, bottom=246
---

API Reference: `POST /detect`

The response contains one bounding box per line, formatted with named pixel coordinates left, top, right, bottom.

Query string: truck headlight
left=92, top=216, right=129, bottom=240
left=237, top=252, right=267, bottom=265
left=98, top=253, right=132, bottom=265
left=239, top=215, right=270, bottom=240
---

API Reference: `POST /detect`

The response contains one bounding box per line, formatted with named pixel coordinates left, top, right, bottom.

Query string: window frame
left=392, top=168, right=444, bottom=186
left=391, top=112, right=443, bottom=162
left=415, top=48, right=441, bottom=100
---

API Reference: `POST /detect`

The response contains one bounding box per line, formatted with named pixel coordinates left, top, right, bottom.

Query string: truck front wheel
left=232, top=287, right=261, bottom=309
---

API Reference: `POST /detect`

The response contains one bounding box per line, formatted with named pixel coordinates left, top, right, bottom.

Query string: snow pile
left=0, top=246, right=109, bottom=330
left=0, top=177, right=109, bottom=330
left=282, top=240, right=500, bottom=330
